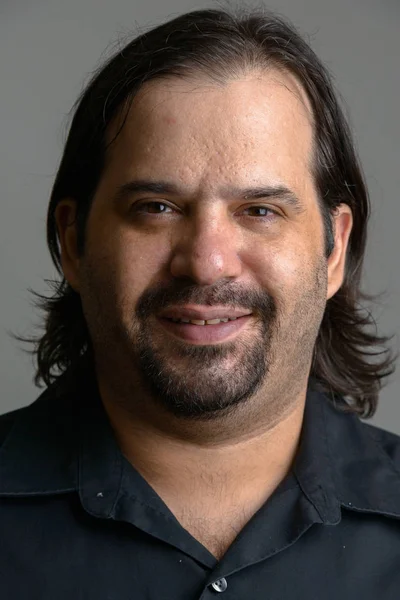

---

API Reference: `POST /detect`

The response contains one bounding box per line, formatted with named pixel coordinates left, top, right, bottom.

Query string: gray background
left=1, top=0, right=399, bottom=430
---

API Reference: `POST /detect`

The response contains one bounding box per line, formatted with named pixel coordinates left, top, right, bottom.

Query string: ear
left=327, top=204, right=353, bottom=300
left=54, top=199, right=81, bottom=292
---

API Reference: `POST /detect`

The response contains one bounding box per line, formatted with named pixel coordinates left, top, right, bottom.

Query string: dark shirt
left=1, top=360, right=400, bottom=599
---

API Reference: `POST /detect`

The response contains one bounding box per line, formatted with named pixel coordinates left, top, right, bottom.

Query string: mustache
left=135, top=281, right=276, bottom=322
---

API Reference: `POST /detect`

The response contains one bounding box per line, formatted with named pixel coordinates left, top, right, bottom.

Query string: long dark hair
left=18, top=8, right=397, bottom=417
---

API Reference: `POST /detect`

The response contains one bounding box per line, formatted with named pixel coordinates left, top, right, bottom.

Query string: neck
left=98, top=375, right=308, bottom=510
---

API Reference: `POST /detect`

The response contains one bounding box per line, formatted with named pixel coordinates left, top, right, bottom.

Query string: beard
left=127, top=285, right=275, bottom=420
left=80, top=258, right=327, bottom=422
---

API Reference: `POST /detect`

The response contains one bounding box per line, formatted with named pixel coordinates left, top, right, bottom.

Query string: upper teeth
left=170, top=317, right=238, bottom=325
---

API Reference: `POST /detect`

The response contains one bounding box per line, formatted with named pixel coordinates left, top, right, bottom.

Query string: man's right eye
left=133, top=201, right=174, bottom=215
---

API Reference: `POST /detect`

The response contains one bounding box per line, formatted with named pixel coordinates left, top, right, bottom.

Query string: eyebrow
left=113, top=179, right=306, bottom=215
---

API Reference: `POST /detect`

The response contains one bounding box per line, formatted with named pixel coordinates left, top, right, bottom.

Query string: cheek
left=244, top=238, right=311, bottom=290
left=100, top=232, right=171, bottom=308
left=86, top=204, right=168, bottom=290
left=243, top=234, right=323, bottom=320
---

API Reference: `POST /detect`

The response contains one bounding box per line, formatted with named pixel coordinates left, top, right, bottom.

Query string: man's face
left=72, top=71, right=337, bottom=420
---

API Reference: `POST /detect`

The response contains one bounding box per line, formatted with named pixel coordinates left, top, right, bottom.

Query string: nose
left=169, top=211, right=243, bottom=285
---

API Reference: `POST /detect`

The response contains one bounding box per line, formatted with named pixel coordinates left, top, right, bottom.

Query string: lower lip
left=157, top=315, right=251, bottom=344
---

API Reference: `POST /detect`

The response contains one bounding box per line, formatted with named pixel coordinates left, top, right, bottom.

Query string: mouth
left=157, top=314, right=252, bottom=344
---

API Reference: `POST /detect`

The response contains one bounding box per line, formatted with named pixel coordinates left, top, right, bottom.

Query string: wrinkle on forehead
left=106, top=67, right=314, bottom=152
left=100, top=68, right=318, bottom=209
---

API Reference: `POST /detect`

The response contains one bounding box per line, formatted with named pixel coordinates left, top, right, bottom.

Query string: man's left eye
left=243, top=206, right=278, bottom=218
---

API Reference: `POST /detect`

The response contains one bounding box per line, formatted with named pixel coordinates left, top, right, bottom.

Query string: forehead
left=105, top=69, right=315, bottom=192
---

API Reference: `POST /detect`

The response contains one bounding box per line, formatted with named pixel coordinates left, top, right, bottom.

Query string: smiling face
left=57, top=69, right=352, bottom=422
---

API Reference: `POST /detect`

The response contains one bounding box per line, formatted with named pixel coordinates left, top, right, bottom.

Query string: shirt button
left=211, top=578, right=228, bottom=593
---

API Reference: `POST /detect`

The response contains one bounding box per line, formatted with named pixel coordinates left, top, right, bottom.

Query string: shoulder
left=361, top=421, right=400, bottom=467
left=0, top=361, right=88, bottom=451
left=0, top=405, right=26, bottom=448
left=0, top=381, right=60, bottom=450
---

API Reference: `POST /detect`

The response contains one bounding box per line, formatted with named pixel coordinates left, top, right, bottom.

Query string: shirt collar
left=295, top=379, right=400, bottom=521
left=0, top=358, right=124, bottom=518
left=2, top=360, right=400, bottom=522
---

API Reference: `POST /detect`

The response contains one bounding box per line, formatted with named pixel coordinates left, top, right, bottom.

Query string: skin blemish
left=164, top=116, right=177, bottom=125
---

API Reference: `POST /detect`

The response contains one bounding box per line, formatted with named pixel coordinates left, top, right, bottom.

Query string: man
left=1, top=7, right=398, bottom=599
